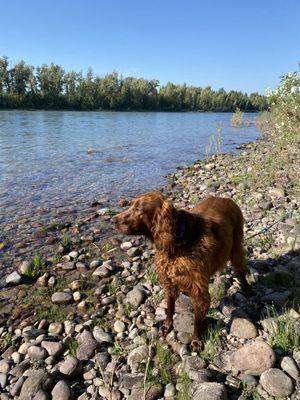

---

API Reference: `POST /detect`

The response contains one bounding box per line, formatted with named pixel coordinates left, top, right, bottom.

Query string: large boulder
left=230, top=341, right=275, bottom=375
left=260, top=368, right=293, bottom=397
left=19, top=370, right=52, bottom=400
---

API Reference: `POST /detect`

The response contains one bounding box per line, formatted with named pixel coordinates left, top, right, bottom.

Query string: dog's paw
left=190, top=339, right=204, bottom=353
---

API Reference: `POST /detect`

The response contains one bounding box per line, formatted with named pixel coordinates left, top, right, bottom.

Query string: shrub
left=231, top=108, right=244, bottom=126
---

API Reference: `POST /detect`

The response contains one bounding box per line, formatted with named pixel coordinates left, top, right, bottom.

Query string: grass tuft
left=231, top=108, right=244, bottom=127
left=176, top=370, right=192, bottom=400
left=147, top=343, right=172, bottom=385
left=200, top=321, right=222, bottom=361
left=264, top=306, right=299, bottom=353
left=61, top=233, right=71, bottom=247
left=22, top=253, right=46, bottom=279
left=66, top=338, right=78, bottom=357
left=36, top=305, right=67, bottom=322
left=146, top=267, right=159, bottom=286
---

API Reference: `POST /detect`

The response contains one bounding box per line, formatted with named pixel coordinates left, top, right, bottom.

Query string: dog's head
left=114, top=191, right=176, bottom=253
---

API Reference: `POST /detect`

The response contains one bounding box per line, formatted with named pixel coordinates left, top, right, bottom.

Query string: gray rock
left=95, top=352, right=110, bottom=370
left=268, top=188, right=285, bottom=198
left=1, top=345, right=16, bottom=359
left=10, top=376, right=26, bottom=396
left=0, top=360, right=10, bottom=374
left=93, top=326, right=113, bottom=344
left=10, top=359, right=30, bottom=377
left=41, top=341, right=64, bottom=357
left=230, top=341, right=275, bottom=375
left=119, top=373, right=144, bottom=389
left=191, top=382, right=227, bottom=400
left=128, top=383, right=163, bottom=400
left=19, top=370, right=52, bottom=400
left=27, top=346, right=47, bottom=360
left=126, top=287, right=145, bottom=308
left=230, top=318, right=258, bottom=339
left=77, top=330, right=97, bottom=361
left=51, top=380, right=71, bottom=400
left=280, top=356, right=300, bottom=381
left=6, top=271, right=21, bottom=285
left=260, top=368, right=293, bottom=397
left=48, top=322, right=63, bottom=335
left=127, top=345, right=149, bottom=372
left=177, top=331, right=192, bottom=344
left=164, top=383, right=176, bottom=398
left=0, top=373, right=7, bottom=389
left=241, top=375, right=257, bottom=386
left=114, top=320, right=126, bottom=333
left=92, top=265, right=110, bottom=278
left=180, top=355, right=207, bottom=381
left=23, top=328, right=45, bottom=339
left=293, top=350, right=300, bottom=368
left=98, top=386, right=111, bottom=398
left=19, top=261, right=32, bottom=275
left=174, top=312, right=194, bottom=334
left=59, top=356, right=82, bottom=377
left=68, top=251, right=78, bottom=259
left=127, top=247, right=141, bottom=257
left=51, top=292, right=73, bottom=304
left=90, top=260, right=101, bottom=268
left=33, top=390, right=48, bottom=400
left=120, top=242, right=133, bottom=251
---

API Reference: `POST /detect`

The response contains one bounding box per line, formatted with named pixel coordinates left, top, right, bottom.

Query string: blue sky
left=0, top=0, right=299, bottom=93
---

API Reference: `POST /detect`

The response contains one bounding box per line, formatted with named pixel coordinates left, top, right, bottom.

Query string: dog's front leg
left=161, top=287, right=179, bottom=337
left=191, top=286, right=210, bottom=352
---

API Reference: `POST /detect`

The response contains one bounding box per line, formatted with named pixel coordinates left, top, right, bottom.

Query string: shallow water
left=0, top=111, right=260, bottom=226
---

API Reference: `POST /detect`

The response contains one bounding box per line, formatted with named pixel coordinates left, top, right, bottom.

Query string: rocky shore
left=0, top=137, right=299, bottom=400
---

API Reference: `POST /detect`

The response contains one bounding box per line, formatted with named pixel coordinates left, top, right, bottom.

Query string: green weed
left=123, top=302, right=132, bottom=318
left=62, top=233, right=71, bottom=247
left=265, top=306, right=299, bottom=353
left=176, top=370, right=192, bottom=400
left=209, top=277, right=227, bottom=304
left=146, top=268, right=159, bottom=286
left=200, top=321, right=222, bottom=361
left=66, top=338, right=78, bottom=357
left=36, top=305, right=67, bottom=322
left=147, top=343, right=172, bottom=386
left=102, top=242, right=113, bottom=253
left=0, top=332, right=13, bottom=351
left=22, top=253, right=46, bottom=279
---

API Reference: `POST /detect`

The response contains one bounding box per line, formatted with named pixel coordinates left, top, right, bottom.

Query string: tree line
left=0, top=56, right=267, bottom=111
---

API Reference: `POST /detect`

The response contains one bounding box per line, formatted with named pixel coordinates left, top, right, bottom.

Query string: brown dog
left=114, top=191, right=251, bottom=351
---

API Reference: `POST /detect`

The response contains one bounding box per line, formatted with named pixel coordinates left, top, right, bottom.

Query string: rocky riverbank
left=0, top=137, right=299, bottom=400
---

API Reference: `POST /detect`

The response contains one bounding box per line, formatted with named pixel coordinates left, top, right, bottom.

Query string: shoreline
left=0, top=108, right=260, bottom=113
left=0, top=134, right=299, bottom=399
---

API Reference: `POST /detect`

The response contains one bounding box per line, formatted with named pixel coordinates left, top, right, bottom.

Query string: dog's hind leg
left=190, top=283, right=211, bottom=352
left=230, top=226, right=252, bottom=297
left=161, top=287, right=179, bottom=337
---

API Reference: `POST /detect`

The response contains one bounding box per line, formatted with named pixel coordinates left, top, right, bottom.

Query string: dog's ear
left=151, top=198, right=176, bottom=254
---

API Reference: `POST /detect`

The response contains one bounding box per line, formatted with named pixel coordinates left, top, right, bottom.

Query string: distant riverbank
left=0, top=56, right=267, bottom=112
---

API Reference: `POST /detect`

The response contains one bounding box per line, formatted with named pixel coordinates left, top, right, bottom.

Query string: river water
left=0, top=111, right=260, bottom=228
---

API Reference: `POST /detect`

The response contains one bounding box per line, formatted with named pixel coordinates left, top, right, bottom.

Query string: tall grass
left=231, top=108, right=244, bottom=127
